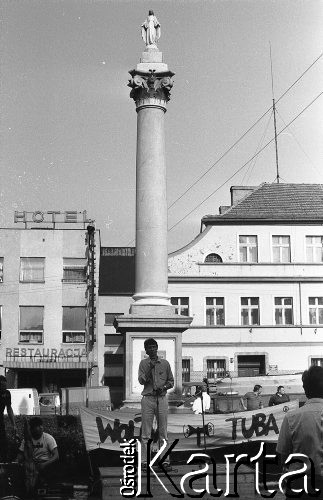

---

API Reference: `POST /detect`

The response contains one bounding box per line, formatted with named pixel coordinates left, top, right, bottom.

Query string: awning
left=4, top=360, right=91, bottom=370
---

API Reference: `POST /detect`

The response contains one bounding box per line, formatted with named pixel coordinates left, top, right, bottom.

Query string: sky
left=1, top=0, right=322, bottom=252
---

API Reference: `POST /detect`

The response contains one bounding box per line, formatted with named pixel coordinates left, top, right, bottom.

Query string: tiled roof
left=202, top=183, right=323, bottom=223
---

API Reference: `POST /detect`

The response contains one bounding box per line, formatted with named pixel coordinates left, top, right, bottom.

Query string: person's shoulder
left=283, top=405, right=302, bottom=422
left=43, top=432, right=56, bottom=441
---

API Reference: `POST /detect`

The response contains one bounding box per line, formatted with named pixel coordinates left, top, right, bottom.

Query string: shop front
left=4, top=346, right=91, bottom=393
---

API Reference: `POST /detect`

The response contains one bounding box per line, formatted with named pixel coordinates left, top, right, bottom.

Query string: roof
left=202, top=183, right=323, bottom=224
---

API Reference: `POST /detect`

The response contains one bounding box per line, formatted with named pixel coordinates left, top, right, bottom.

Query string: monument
left=115, top=12, right=192, bottom=403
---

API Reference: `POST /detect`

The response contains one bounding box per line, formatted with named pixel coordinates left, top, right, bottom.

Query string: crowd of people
left=1, top=341, right=323, bottom=499
left=138, top=337, right=323, bottom=498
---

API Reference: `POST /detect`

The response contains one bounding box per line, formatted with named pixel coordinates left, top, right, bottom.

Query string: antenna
left=270, top=42, right=280, bottom=184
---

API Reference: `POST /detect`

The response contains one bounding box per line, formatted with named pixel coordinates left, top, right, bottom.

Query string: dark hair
left=29, top=417, right=43, bottom=429
left=149, top=10, right=154, bottom=15
left=253, top=384, right=262, bottom=392
left=0, top=376, right=7, bottom=383
left=277, top=385, right=284, bottom=392
left=144, top=338, right=158, bottom=350
left=302, top=365, right=323, bottom=398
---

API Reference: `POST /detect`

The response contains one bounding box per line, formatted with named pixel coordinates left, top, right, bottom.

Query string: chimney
left=230, top=186, right=256, bottom=206
left=219, top=205, right=230, bottom=214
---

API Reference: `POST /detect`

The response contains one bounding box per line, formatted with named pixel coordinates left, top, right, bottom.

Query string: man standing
left=240, top=384, right=263, bottom=411
left=268, top=385, right=290, bottom=406
left=277, top=365, right=323, bottom=497
left=138, top=338, right=174, bottom=470
left=0, top=375, right=17, bottom=461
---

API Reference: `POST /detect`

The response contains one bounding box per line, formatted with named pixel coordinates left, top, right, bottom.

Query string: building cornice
left=183, top=341, right=323, bottom=347
left=201, top=218, right=323, bottom=226
left=168, top=276, right=323, bottom=283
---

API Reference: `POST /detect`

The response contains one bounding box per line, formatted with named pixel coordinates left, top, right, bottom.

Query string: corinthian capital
left=128, top=69, right=175, bottom=106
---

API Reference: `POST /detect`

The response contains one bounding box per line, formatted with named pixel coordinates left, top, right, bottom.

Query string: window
left=311, top=358, right=323, bottom=367
left=19, top=306, right=44, bottom=343
left=205, top=253, right=222, bottom=263
left=182, top=359, right=191, bottom=382
left=275, top=297, right=293, bottom=325
left=20, top=258, right=45, bottom=282
left=239, top=236, right=258, bottom=263
left=105, top=313, right=124, bottom=325
left=309, top=297, right=323, bottom=325
left=306, top=237, right=323, bottom=263
left=272, top=236, right=291, bottom=263
left=238, top=355, right=266, bottom=377
left=63, top=258, right=87, bottom=282
left=206, top=359, right=226, bottom=379
left=0, top=258, right=3, bottom=282
left=62, top=307, right=85, bottom=343
left=206, top=297, right=225, bottom=325
left=241, top=297, right=260, bottom=325
left=171, top=297, right=189, bottom=316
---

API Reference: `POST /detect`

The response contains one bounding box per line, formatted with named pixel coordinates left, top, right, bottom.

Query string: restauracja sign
left=6, top=347, right=86, bottom=360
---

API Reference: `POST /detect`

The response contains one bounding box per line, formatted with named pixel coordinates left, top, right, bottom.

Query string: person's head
left=0, top=375, right=7, bottom=392
left=144, top=338, right=158, bottom=359
left=277, top=385, right=285, bottom=395
left=302, top=365, right=323, bottom=399
left=149, top=10, right=154, bottom=16
left=253, top=384, right=262, bottom=394
left=29, top=417, right=44, bottom=440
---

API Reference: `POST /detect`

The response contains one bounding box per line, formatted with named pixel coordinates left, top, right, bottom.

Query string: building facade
left=168, top=184, right=323, bottom=381
left=0, top=227, right=99, bottom=393
left=99, top=183, right=323, bottom=403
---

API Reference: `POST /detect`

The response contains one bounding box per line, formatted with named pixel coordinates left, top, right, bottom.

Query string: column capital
left=128, top=69, right=175, bottom=111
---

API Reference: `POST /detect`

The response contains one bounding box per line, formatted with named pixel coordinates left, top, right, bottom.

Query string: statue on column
left=141, top=10, right=161, bottom=48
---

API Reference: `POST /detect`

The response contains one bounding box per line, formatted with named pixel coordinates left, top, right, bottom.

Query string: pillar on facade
left=115, top=12, right=192, bottom=404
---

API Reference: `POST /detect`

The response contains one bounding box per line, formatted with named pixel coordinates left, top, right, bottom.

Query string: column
left=128, top=56, right=174, bottom=310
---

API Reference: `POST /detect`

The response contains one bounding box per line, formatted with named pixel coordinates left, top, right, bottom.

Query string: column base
left=131, top=291, right=171, bottom=311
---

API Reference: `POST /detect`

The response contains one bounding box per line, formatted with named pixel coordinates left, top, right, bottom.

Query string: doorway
left=237, top=355, right=266, bottom=377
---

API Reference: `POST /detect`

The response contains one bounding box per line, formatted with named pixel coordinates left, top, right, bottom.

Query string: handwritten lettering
left=226, top=413, right=279, bottom=441
left=96, top=418, right=136, bottom=444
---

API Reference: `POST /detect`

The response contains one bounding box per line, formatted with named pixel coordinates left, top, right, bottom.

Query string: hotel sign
left=14, top=210, right=92, bottom=228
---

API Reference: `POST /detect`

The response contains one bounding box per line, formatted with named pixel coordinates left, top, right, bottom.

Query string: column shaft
left=133, top=105, right=169, bottom=305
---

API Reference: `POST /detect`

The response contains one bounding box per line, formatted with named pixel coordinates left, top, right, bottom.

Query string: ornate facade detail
left=128, top=69, right=174, bottom=107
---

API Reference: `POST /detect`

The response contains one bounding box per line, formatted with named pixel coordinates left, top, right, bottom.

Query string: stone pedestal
left=116, top=314, right=191, bottom=402
left=116, top=45, right=192, bottom=403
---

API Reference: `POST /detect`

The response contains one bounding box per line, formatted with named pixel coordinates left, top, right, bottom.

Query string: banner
left=80, top=400, right=298, bottom=452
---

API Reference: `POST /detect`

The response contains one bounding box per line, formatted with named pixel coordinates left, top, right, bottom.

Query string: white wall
left=168, top=224, right=323, bottom=275
left=167, top=223, right=323, bottom=375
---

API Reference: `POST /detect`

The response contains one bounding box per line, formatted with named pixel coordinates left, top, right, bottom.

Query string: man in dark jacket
left=269, top=385, right=290, bottom=406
